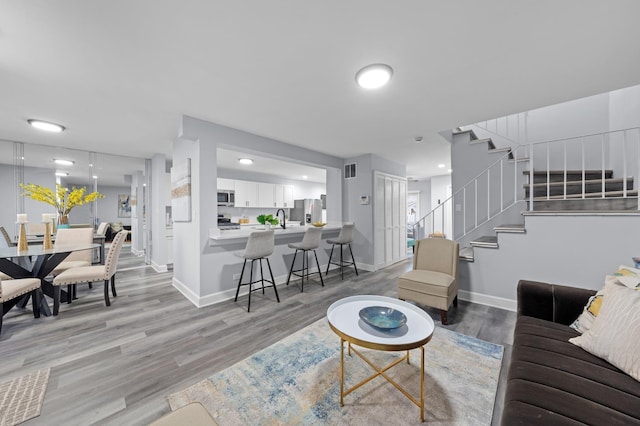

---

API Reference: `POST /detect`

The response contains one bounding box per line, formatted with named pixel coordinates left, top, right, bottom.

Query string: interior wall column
left=131, top=170, right=145, bottom=256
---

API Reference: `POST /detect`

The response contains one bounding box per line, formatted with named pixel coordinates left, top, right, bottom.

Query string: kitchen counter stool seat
left=286, top=227, right=324, bottom=292
left=234, top=230, right=279, bottom=312
left=326, top=223, right=358, bottom=280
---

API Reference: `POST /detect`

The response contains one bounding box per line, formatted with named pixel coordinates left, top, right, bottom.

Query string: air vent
left=344, top=163, right=357, bottom=179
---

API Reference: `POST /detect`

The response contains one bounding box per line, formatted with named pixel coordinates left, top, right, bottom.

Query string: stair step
left=494, top=224, right=526, bottom=233
left=530, top=197, right=639, bottom=211
left=524, top=178, right=634, bottom=197
left=470, top=236, right=498, bottom=249
left=524, top=170, right=614, bottom=183
left=469, top=138, right=493, bottom=145
left=459, top=246, right=474, bottom=262
left=453, top=128, right=478, bottom=139
left=533, top=189, right=638, bottom=200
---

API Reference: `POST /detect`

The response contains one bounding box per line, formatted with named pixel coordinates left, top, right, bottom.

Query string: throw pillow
left=569, top=282, right=640, bottom=382
left=570, top=266, right=640, bottom=334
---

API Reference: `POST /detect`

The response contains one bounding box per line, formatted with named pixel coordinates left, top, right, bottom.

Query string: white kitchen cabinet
left=217, top=178, right=235, bottom=190
left=235, top=180, right=259, bottom=207
left=258, top=182, right=275, bottom=207
left=274, top=184, right=294, bottom=208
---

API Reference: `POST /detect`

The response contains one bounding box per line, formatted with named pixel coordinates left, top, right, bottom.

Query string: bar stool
left=326, top=223, right=359, bottom=280
left=286, top=227, right=324, bottom=292
left=234, top=230, right=279, bottom=312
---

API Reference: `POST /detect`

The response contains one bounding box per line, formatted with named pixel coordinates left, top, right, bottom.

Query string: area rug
left=0, top=368, right=50, bottom=426
left=168, top=319, right=503, bottom=425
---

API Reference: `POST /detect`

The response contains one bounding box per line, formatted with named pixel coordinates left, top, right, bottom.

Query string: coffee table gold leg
left=407, top=349, right=410, bottom=364
left=420, top=346, right=425, bottom=422
left=348, top=341, right=351, bottom=356
left=340, top=338, right=344, bottom=406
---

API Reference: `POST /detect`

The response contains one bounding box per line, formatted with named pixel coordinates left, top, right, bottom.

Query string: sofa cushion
left=570, top=282, right=640, bottom=382
left=503, top=316, right=640, bottom=425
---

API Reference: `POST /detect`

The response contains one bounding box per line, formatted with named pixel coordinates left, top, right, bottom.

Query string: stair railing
left=413, top=127, right=640, bottom=242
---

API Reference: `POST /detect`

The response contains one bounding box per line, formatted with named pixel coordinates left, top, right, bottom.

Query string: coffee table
left=327, top=295, right=435, bottom=422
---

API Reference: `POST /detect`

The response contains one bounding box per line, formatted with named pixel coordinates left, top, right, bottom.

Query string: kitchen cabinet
left=257, top=182, right=275, bottom=207
left=274, top=184, right=294, bottom=208
left=217, top=178, right=235, bottom=191
left=235, top=180, right=259, bottom=207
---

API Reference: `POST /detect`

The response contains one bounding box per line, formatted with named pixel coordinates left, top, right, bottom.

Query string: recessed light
left=54, top=159, right=74, bottom=166
left=92, top=175, right=98, bottom=179
left=448, top=169, right=453, bottom=173
left=438, top=164, right=445, bottom=168
left=302, top=175, right=308, bottom=180
left=414, top=136, right=423, bottom=143
left=238, top=158, right=253, bottom=165
left=28, top=119, right=65, bottom=132
left=55, top=171, right=69, bottom=177
left=355, top=64, right=393, bottom=89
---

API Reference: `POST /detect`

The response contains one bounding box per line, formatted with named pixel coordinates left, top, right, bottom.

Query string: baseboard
left=172, top=277, right=202, bottom=307
left=131, top=247, right=144, bottom=257
left=458, top=290, right=516, bottom=312
left=151, top=261, right=168, bottom=273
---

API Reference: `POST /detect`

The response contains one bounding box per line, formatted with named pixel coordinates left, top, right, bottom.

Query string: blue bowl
left=359, top=306, right=407, bottom=330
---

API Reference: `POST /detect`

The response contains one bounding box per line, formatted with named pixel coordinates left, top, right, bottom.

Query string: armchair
left=397, top=237, right=459, bottom=324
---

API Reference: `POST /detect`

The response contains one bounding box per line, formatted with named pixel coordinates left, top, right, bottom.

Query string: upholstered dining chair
left=96, top=222, right=109, bottom=236
left=50, top=228, right=94, bottom=276
left=397, top=237, right=459, bottom=325
left=51, top=230, right=128, bottom=315
left=0, top=226, right=13, bottom=247
left=1, top=275, right=41, bottom=334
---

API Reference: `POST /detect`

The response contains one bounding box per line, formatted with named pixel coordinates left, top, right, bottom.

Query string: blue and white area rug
left=168, top=318, right=503, bottom=425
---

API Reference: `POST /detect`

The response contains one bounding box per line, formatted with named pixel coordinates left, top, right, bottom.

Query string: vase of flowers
left=257, top=214, right=279, bottom=230
left=20, top=183, right=105, bottom=227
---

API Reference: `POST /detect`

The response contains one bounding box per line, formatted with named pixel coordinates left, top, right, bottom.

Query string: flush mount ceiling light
left=55, top=171, right=69, bottom=177
left=302, top=175, right=308, bottom=180
left=438, top=164, right=445, bottom=168
left=238, top=158, right=254, bottom=165
left=28, top=119, right=65, bottom=132
left=92, top=175, right=98, bottom=179
left=54, top=159, right=74, bottom=166
left=355, top=64, right=393, bottom=89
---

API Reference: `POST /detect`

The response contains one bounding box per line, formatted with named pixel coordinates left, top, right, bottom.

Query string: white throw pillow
left=569, top=282, right=640, bottom=382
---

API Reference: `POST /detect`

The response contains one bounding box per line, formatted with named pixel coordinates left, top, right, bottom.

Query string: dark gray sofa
left=502, top=280, right=640, bottom=425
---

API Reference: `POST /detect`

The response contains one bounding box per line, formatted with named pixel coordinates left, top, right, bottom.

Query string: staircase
left=420, top=126, right=640, bottom=263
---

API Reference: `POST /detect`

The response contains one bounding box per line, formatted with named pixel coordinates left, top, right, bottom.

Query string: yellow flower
left=20, top=183, right=105, bottom=216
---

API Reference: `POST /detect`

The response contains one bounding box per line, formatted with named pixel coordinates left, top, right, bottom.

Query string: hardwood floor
left=0, top=249, right=516, bottom=425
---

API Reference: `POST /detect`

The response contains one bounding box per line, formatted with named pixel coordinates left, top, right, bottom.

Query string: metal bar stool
left=234, top=230, right=279, bottom=312
left=326, top=223, right=359, bottom=280
left=286, top=227, right=324, bottom=292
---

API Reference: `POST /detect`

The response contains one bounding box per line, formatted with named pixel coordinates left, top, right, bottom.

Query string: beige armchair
left=397, top=237, right=459, bottom=325
left=50, top=228, right=94, bottom=276
left=1, top=276, right=41, bottom=334
left=52, top=230, right=128, bottom=315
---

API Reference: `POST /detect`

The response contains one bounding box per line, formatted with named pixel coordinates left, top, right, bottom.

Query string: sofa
left=502, top=280, right=640, bottom=425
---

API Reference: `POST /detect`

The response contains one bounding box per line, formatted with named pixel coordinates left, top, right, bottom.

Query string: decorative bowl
left=359, top=306, right=407, bottom=330
left=312, top=222, right=326, bottom=227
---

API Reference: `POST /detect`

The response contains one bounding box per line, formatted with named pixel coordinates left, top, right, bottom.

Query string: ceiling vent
left=344, top=163, right=357, bottom=179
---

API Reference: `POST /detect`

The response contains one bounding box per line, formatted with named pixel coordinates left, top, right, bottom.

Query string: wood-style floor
left=0, top=248, right=516, bottom=425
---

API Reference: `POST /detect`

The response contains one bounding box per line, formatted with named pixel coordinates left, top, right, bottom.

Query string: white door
left=374, top=171, right=408, bottom=269
left=374, top=173, right=386, bottom=269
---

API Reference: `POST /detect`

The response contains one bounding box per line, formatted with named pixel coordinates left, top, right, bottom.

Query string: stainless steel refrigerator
left=290, top=199, right=322, bottom=224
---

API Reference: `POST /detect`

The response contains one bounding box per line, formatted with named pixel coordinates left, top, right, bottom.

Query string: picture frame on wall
left=171, top=158, right=191, bottom=222
left=118, top=194, right=131, bottom=218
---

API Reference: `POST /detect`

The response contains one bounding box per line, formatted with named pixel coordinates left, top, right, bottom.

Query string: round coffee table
left=327, top=295, right=435, bottom=422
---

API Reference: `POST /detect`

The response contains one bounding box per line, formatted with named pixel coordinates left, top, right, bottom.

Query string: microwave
left=217, top=190, right=235, bottom=207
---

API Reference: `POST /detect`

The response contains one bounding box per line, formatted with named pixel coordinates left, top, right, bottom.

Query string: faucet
left=275, top=208, right=286, bottom=229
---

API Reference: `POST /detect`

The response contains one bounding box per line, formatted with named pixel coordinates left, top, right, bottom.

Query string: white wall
left=71, top=185, right=131, bottom=227
left=150, top=154, right=171, bottom=270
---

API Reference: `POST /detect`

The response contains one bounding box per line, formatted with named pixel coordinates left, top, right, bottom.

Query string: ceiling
left=1, top=1, right=640, bottom=181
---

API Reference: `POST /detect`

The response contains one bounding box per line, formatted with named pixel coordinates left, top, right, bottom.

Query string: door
left=374, top=171, right=408, bottom=269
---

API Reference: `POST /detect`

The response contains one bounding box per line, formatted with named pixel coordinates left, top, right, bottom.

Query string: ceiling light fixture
left=302, top=175, right=308, bottom=180
left=448, top=169, right=453, bottom=173
left=28, top=119, right=65, bottom=132
left=438, top=164, right=445, bottom=168
left=54, top=159, right=74, bottom=166
left=55, top=171, right=69, bottom=177
left=92, top=175, right=98, bottom=179
left=238, top=158, right=254, bottom=165
left=355, top=64, right=393, bottom=89
left=414, top=136, right=423, bottom=143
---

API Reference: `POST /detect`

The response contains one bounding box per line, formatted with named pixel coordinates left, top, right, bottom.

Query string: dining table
left=17, top=233, right=106, bottom=265
left=0, top=243, right=100, bottom=316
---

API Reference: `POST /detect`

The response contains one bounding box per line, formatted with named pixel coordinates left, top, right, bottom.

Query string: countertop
left=209, top=223, right=341, bottom=242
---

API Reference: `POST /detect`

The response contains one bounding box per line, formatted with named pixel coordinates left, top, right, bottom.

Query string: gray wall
left=71, top=184, right=132, bottom=227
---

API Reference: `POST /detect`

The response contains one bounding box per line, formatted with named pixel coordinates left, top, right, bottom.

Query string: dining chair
left=51, top=230, right=128, bottom=315
left=96, top=222, right=109, bottom=236
left=0, top=226, right=14, bottom=247
left=286, top=226, right=324, bottom=292
left=1, top=275, right=41, bottom=334
left=50, top=228, right=94, bottom=276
